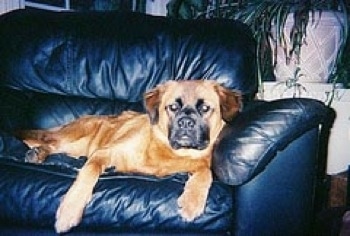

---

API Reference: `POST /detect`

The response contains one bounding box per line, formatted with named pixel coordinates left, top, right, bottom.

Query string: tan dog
left=16, top=80, right=242, bottom=233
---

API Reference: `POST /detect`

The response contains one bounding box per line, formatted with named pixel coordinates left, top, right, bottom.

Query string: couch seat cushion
left=0, top=132, right=233, bottom=233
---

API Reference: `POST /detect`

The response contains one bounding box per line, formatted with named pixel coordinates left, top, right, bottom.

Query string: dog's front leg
left=145, top=157, right=213, bottom=221
left=55, top=152, right=110, bottom=233
left=177, top=168, right=212, bottom=221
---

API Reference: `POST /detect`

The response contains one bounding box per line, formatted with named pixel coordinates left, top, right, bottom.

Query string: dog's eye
left=199, top=104, right=210, bottom=113
left=168, top=103, right=180, bottom=112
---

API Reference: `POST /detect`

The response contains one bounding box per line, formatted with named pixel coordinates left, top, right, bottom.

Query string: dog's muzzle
left=169, top=114, right=209, bottom=150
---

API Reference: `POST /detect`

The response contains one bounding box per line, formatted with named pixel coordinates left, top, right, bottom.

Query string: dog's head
left=144, top=80, right=242, bottom=152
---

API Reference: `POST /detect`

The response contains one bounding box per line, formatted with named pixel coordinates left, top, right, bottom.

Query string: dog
left=16, top=80, right=242, bottom=233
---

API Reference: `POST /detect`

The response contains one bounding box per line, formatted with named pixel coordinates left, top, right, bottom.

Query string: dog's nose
left=178, top=117, right=195, bottom=129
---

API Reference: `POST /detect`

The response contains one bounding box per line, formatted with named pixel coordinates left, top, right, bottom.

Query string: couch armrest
left=213, top=98, right=335, bottom=185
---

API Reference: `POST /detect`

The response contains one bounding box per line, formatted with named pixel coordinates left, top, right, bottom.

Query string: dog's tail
left=13, top=130, right=56, bottom=148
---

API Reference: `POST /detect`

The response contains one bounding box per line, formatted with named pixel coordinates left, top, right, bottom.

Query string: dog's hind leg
left=25, top=146, right=51, bottom=163
left=15, top=130, right=59, bottom=163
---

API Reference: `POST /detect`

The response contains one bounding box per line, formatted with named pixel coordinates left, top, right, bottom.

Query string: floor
left=314, top=207, right=350, bottom=236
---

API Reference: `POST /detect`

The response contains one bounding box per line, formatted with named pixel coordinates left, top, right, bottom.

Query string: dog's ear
left=144, top=86, right=162, bottom=125
left=215, top=84, right=242, bottom=123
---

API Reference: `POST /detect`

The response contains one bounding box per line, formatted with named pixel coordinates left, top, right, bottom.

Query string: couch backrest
left=0, top=9, right=256, bottom=130
left=0, top=9, right=256, bottom=100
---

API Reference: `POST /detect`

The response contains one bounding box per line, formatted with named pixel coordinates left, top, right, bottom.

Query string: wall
left=0, top=0, right=24, bottom=15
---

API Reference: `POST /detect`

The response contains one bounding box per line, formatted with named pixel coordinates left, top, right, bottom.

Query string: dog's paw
left=55, top=211, right=81, bottom=234
left=55, top=192, right=91, bottom=233
left=177, top=188, right=206, bottom=222
left=25, top=147, right=48, bottom=163
left=55, top=198, right=83, bottom=233
left=25, top=147, right=41, bottom=163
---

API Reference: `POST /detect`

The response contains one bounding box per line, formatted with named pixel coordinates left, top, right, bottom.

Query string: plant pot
left=272, top=10, right=346, bottom=83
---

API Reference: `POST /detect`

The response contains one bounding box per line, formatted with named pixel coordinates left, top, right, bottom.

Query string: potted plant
left=167, top=0, right=349, bottom=95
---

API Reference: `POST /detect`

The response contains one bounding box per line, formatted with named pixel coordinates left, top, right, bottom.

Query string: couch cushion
left=0, top=10, right=257, bottom=101
left=0, top=132, right=233, bottom=233
left=0, top=88, right=144, bottom=131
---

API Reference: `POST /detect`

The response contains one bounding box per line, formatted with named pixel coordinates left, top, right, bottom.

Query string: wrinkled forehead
left=163, top=81, right=219, bottom=105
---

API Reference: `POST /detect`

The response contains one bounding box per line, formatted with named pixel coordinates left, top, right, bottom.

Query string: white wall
left=0, top=0, right=24, bottom=15
left=145, top=0, right=170, bottom=16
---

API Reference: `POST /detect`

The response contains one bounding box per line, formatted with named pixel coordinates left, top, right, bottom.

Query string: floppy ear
left=144, top=86, right=162, bottom=125
left=215, top=85, right=242, bottom=123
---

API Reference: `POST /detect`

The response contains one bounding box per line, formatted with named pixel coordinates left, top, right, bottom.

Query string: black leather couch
left=0, top=9, right=334, bottom=235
